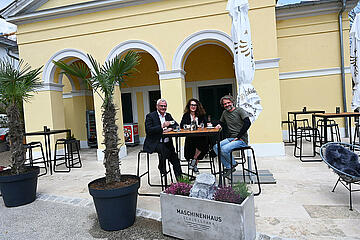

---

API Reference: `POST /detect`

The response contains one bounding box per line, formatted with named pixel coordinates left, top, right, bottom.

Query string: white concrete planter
left=160, top=192, right=256, bottom=240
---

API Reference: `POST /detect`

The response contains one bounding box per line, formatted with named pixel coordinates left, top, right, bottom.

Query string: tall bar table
left=163, top=127, right=225, bottom=186
left=312, top=112, right=360, bottom=145
left=25, top=128, right=71, bottom=175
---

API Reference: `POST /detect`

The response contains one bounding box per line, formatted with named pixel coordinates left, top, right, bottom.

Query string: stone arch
left=106, top=40, right=166, bottom=71
left=43, top=49, right=94, bottom=85
left=172, top=30, right=234, bottom=71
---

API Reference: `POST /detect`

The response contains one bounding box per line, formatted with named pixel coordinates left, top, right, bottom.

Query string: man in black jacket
left=143, top=98, right=183, bottom=179
left=213, top=95, right=251, bottom=177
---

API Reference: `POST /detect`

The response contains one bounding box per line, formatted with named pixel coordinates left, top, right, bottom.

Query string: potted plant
left=53, top=51, right=140, bottom=231
left=160, top=181, right=256, bottom=240
left=0, top=58, right=42, bottom=207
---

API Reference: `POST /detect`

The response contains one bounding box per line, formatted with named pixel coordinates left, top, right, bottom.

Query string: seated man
left=213, top=95, right=251, bottom=177
left=143, top=98, right=183, bottom=180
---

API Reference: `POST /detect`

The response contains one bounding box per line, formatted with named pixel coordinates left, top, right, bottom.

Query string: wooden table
left=163, top=128, right=225, bottom=185
left=312, top=112, right=360, bottom=145
left=25, top=128, right=71, bottom=175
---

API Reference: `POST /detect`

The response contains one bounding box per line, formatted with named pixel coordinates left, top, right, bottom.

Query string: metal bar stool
left=24, top=141, right=47, bottom=176
left=294, top=126, right=322, bottom=162
left=228, top=146, right=261, bottom=196
left=317, top=119, right=341, bottom=144
left=281, top=120, right=295, bottom=144
left=53, top=138, right=82, bottom=172
left=137, top=150, right=174, bottom=197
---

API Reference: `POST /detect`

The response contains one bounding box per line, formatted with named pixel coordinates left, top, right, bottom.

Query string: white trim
left=37, top=82, right=64, bottom=92
left=172, top=30, right=234, bottom=71
left=251, top=142, right=285, bottom=157
left=96, top=145, right=127, bottom=161
left=5, top=0, right=163, bottom=25
left=106, top=40, right=166, bottom=71
left=280, top=67, right=351, bottom=80
left=255, top=58, right=279, bottom=70
left=43, top=49, right=94, bottom=84
left=158, top=70, right=186, bottom=80
left=276, top=1, right=357, bottom=21
left=62, top=90, right=93, bottom=99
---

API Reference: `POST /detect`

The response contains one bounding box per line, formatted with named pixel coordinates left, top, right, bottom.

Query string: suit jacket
left=143, top=111, right=178, bottom=153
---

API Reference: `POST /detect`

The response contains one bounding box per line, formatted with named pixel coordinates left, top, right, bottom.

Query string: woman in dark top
left=180, top=98, right=208, bottom=174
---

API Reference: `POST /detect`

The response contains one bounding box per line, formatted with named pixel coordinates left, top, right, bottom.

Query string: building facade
left=1, top=0, right=357, bottom=160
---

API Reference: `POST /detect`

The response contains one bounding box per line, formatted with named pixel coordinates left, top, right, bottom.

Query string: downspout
left=6, top=48, right=19, bottom=61
left=339, top=0, right=349, bottom=137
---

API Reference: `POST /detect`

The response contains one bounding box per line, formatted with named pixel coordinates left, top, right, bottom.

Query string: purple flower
left=213, top=186, right=244, bottom=204
left=164, top=182, right=192, bottom=196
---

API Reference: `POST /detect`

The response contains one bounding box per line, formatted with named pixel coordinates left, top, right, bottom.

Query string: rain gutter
left=339, top=0, right=349, bottom=137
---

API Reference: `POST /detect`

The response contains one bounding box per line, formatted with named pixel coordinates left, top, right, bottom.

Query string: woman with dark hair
left=180, top=98, right=208, bottom=174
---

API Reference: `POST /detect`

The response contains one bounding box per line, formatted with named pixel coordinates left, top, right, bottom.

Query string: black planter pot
left=88, top=175, right=140, bottom=231
left=0, top=166, right=40, bottom=207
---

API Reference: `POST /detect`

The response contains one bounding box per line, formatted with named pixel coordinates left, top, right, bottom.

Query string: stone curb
left=36, top=193, right=162, bottom=221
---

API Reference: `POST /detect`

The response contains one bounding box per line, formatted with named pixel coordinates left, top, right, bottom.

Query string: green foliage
left=53, top=51, right=140, bottom=183
left=0, top=58, right=42, bottom=107
left=176, top=175, right=193, bottom=185
left=233, top=182, right=251, bottom=198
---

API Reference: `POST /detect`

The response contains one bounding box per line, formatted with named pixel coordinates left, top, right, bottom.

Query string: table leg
left=323, top=118, right=328, bottom=144
left=217, top=133, right=224, bottom=186
left=47, top=135, right=53, bottom=175
left=349, top=117, right=353, bottom=146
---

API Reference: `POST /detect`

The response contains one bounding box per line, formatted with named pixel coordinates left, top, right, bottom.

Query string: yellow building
left=1, top=0, right=357, bottom=160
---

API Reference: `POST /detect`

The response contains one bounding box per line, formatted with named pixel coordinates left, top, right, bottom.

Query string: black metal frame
left=24, top=141, right=47, bottom=176
left=53, top=138, right=82, bottom=173
left=136, top=150, right=174, bottom=197
left=229, top=146, right=261, bottom=196
left=320, top=142, right=360, bottom=210
left=25, top=128, right=72, bottom=175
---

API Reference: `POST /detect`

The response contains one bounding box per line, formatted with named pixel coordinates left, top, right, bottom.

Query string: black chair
left=228, top=146, right=261, bottom=196
left=24, top=141, right=47, bottom=176
left=317, top=119, right=341, bottom=144
left=137, top=150, right=174, bottom=197
left=281, top=120, right=294, bottom=144
left=53, top=138, right=82, bottom=172
left=293, top=123, right=321, bottom=162
left=320, top=142, right=360, bottom=210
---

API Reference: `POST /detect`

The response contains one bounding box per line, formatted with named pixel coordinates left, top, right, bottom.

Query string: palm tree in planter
left=0, top=58, right=42, bottom=207
left=53, top=51, right=140, bottom=231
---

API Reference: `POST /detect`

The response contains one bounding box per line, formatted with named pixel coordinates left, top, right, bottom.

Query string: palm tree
left=53, top=51, right=140, bottom=184
left=0, top=58, right=42, bottom=175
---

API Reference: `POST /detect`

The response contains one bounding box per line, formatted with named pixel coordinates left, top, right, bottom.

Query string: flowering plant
left=213, top=186, right=245, bottom=204
left=164, top=182, right=192, bottom=196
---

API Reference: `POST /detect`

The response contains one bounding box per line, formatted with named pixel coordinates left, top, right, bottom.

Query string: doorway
left=199, top=84, right=233, bottom=121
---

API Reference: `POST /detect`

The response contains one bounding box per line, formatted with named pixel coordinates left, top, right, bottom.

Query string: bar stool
left=24, top=141, right=47, bottom=176
left=294, top=126, right=321, bottom=162
left=228, top=146, right=261, bottom=196
left=353, top=122, right=360, bottom=146
left=53, top=138, right=82, bottom=172
left=317, top=119, right=341, bottom=144
left=281, top=120, right=294, bottom=144
left=137, top=150, right=174, bottom=197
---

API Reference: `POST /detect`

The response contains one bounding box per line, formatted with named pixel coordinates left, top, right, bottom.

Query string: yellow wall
left=18, top=0, right=281, bottom=151
left=277, top=12, right=352, bottom=128
left=122, top=52, right=159, bottom=88
left=136, top=92, right=145, bottom=137
left=184, top=44, right=235, bottom=81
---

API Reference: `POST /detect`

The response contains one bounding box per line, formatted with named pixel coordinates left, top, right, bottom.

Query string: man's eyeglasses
left=190, top=104, right=197, bottom=107
left=159, top=105, right=167, bottom=108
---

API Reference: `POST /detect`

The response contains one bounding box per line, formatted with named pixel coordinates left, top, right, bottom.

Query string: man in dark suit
left=143, top=98, right=183, bottom=179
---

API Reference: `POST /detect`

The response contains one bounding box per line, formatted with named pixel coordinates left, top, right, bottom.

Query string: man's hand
left=215, top=124, right=221, bottom=129
left=162, top=121, right=171, bottom=128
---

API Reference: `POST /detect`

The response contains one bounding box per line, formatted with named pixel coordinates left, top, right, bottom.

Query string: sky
left=0, top=0, right=17, bottom=40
